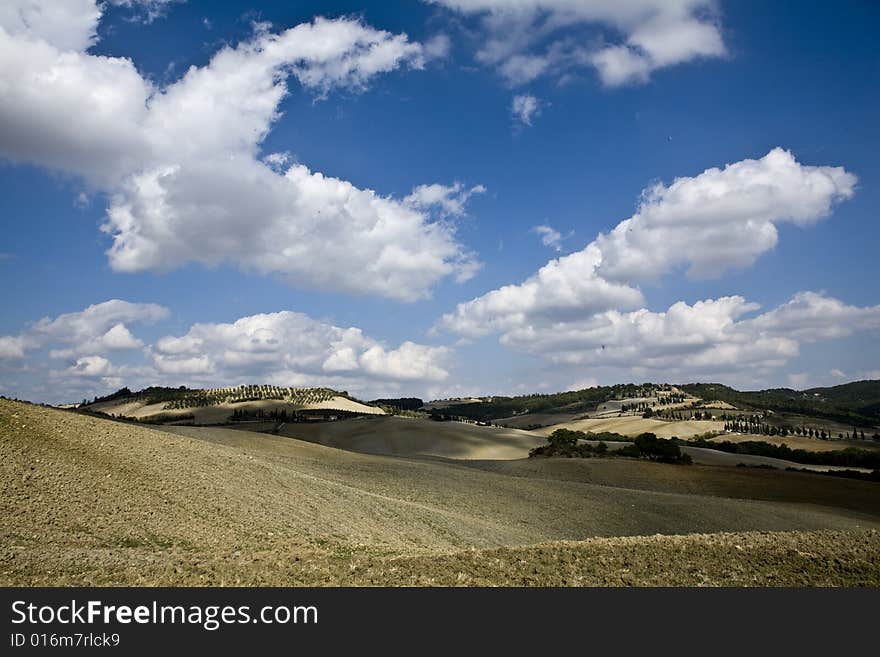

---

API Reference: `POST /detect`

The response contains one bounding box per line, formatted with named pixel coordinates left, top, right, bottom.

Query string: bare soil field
left=534, top=416, right=724, bottom=438
left=267, top=415, right=545, bottom=459
left=2, top=400, right=878, bottom=586
left=329, top=530, right=880, bottom=586
left=459, top=457, right=880, bottom=513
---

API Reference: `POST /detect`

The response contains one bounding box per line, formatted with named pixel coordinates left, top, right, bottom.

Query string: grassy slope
left=2, top=400, right=879, bottom=586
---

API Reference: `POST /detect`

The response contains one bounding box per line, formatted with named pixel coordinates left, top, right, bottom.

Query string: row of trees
left=230, top=408, right=291, bottom=421
left=165, top=386, right=338, bottom=409
left=724, top=419, right=870, bottom=441
left=653, top=409, right=714, bottom=420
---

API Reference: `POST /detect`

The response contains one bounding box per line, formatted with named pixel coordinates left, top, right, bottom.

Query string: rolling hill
left=680, top=381, right=880, bottom=426
left=80, top=384, right=384, bottom=424
left=3, top=399, right=879, bottom=585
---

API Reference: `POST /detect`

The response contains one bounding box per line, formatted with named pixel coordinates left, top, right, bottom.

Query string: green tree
left=548, top=429, right=580, bottom=449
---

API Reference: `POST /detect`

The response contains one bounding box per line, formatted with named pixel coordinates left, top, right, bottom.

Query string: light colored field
left=700, top=400, right=738, bottom=410
left=89, top=395, right=383, bottom=424
left=3, top=400, right=878, bottom=586
left=592, top=394, right=699, bottom=416
left=534, top=416, right=724, bottom=438
left=711, top=433, right=880, bottom=453
left=270, top=415, right=546, bottom=460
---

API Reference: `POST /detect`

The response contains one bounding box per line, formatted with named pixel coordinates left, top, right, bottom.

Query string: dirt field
left=535, top=416, right=724, bottom=438
left=2, top=400, right=878, bottom=586
left=268, top=416, right=546, bottom=459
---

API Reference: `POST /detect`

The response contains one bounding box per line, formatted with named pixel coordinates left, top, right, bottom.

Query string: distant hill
left=426, top=383, right=680, bottom=423
left=679, top=381, right=880, bottom=427
left=79, top=384, right=384, bottom=424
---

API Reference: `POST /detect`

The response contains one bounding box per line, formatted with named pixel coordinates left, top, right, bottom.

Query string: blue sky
left=0, top=0, right=878, bottom=403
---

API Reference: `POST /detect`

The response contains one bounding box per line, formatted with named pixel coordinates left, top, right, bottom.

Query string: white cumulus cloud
left=1, top=302, right=457, bottom=402
left=594, top=148, right=857, bottom=281
left=493, top=292, right=880, bottom=379
left=0, top=3, right=476, bottom=301
left=152, top=311, right=452, bottom=384
left=435, top=149, right=869, bottom=383
left=440, top=149, right=857, bottom=339
left=0, top=300, right=168, bottom=361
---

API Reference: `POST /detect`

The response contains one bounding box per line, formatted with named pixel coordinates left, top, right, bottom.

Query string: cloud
left=0, top=0, right=102, bottom=51
left=568, top=376, right=599, bottom=390
left=435, top=149, right=869, bottom=383
left=104, top=161, right=480, bottom=301
left=594, top=148, right=857, bottom=281
left=830, top=368, right=846, bottom=379
left=404, top=182, right=486, bottom=218
left=66, top=355, right=116, bottom=378
left=489, top=292, right=880, bottom=379
left=0, top=4, right=476, bottom=301
left=439, top=149, right=857, bottom=338
left=0, top=335, right=37, bottom=360
left=108, top=0, right=180, bottom=24
left=439, top=243, right=645, bottom=338
left=511, top=93, right=540, bottom=126
left=1, top=301, right=456, bottom=402
left=359, top=341, right=452, bottom=381
left=426, top=0, right=726, bottom=86
left=746, top=291, right=880, bottom=341
left=532, top=224, right=564, bottom=251
left=0, top=300, right=168, bottom=361
left=153, top=311, right=452, bottom=384
left=423, top=33, right=452, bottom=59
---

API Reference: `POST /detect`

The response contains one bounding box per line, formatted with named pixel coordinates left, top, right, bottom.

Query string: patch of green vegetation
left=530, top=429, right=692, bottom=464
left=369, top=398, right=424, bottom=412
